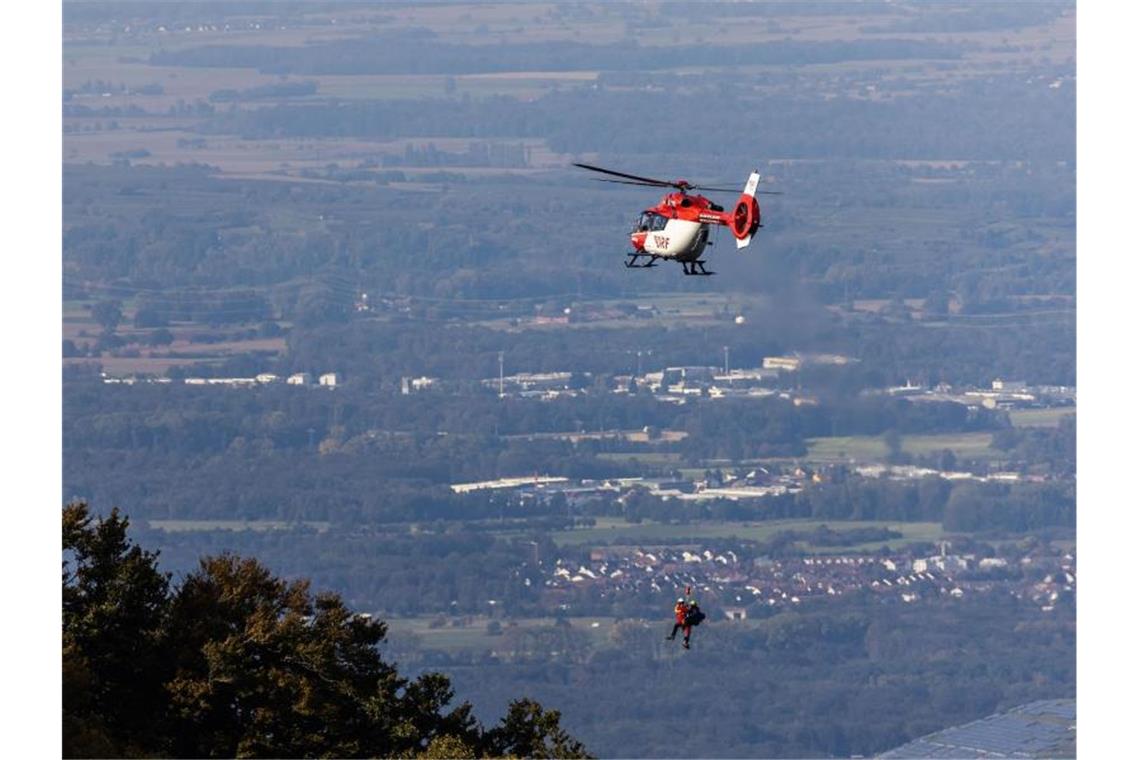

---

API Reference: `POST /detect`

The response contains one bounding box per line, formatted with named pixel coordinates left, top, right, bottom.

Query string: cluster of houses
left=480, top=372, right=584, bottom=400
left=79, top=21, right=274, bottom=36
left=103, top=371, right=340, bottom=388
left=403, top=358, right=1073, bottom=413
left=447, top=456, right=1069, bottom=512
left=537, top=543, right=1075, bottom=616
left=877, top=378, right=1076, bottom=411
left=464, top=355, right=851, bottom=404
left=853, top=464, right=1047, bottom=484
left=99, top=345, right=1073, bottom=417
left=449, top=470, right=810, bottom=504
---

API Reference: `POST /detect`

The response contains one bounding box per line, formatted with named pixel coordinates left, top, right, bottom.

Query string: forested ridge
left=62, top=503, right=590, bottom=758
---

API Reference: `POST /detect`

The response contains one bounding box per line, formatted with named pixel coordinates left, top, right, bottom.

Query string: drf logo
left=653, top=235, right=670, bottom=248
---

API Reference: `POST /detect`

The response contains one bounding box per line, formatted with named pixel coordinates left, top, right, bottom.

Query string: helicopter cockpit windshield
left=634, top=212, right=669, bottom=233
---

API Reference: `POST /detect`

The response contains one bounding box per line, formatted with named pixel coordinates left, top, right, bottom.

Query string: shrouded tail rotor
left=732, top=196, right=760, bottom=240
left=733, top=172, right=764, bottom=249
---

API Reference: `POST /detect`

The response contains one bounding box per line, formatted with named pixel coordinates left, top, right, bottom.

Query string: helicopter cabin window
left=636, top=212, right=669, bottom=232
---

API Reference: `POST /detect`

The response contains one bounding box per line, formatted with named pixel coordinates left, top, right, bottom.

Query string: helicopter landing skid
left=681, top=260, right=715, bottom=276
left=625, top=252, right=660, bottom=268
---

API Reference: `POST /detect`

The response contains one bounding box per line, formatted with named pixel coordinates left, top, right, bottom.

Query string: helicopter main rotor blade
left=577, top=162, right=785, bottom=194
left=689, top=184, right=745, bottom=193
left=573, top=162, right=675, bottom=187
left=689, top=180, right=784, bottom=194
left=592, top=178, right=670, bottom=188
left=677, top=184, right=784, bottom=196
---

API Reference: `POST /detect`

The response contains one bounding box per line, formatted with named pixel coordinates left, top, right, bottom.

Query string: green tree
left=481, top=699, right=591, bottom=759
left=91, top=300, right=123, bottom=333
left=943, top=482, right=986, bottom=531
left=133, top=304, right=168, bottom=328
left=422, top=733, right=477, bottom=758
left=924, top=289, right=951, bottom=317
left=883, top=428, right=908, bottom=464
left=146, top=327, right=175, bottom=346
left=61, top=503, right=590, bottom=758
left=63, top=502, right=171, bottom=757
left=163, top=554, right=487, bottom=758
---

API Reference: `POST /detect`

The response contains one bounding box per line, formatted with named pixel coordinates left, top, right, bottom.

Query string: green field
left=1009, top=407, right=1075, bottom=428
left=805, top=432, right=999, bottom=463
left=550, top=517, right=945, bottom=548
left=145, top=519, right=331, bottom=533
left=596, top=452, right=684, bottom=465
left=385, top=615, right=618, bottom=652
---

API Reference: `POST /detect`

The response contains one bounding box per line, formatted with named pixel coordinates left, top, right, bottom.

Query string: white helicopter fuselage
left=639, top=219, right=710, bottom=261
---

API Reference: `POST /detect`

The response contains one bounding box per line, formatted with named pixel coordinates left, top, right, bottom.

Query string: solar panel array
left=878, top=699, right=1075, bottom=758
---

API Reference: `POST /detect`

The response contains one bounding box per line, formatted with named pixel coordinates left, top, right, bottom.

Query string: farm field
left=804, top=432, right=998, bottom=463
left=145, top=519, right=331, bottom=533
left=1009, top=407, right=1074, bottom=428
left=596, top=452, right=684, bottom=466
left=550, top=517, right=945, bottom=548
left=64, top=123, right=570, bottom=177
left=67, top=355, right=217, bottom=376
left=63, top=299, right=289, bottom=375
left=317, top=71, right=600, bottom=101
left=385, top=615, right=618, bottom=653
left=475, top=291, right=766, bottom=331
left=63, top=1, right=1074, bottom=183
left=64, top=337, right=289, bottom=376
left=596, top=430, right=1003, bottom=471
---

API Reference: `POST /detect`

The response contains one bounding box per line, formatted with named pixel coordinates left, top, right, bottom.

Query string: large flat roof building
left=878, top=699, right=1075, bottom=758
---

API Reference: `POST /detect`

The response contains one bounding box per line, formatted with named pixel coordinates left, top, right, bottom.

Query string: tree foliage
left=62, top=502, right=590, bottom=758
left=90, top=300, right=122, bottom=333
left=63, top=503, right=170, bottom=756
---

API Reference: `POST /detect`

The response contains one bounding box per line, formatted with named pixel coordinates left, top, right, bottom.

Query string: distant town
left=101, top=354, right=1075, bottom=416
left=103, top=371, right=340, bottom=387
left=535, top=540, right=1075, bottom=617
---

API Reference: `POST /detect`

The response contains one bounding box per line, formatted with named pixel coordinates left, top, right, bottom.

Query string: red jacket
left=674, top=602, right=688, bottom=624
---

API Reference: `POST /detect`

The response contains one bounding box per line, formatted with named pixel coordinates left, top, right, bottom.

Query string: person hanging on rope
left=665, top=586, right=705, bottom=650
left=682, top=597, right=705, bottom=649
left=666, top=596, right=690, bottom=644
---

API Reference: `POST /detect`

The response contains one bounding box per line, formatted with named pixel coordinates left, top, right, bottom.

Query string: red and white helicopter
left=575, top=162, right=779, bottom=275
